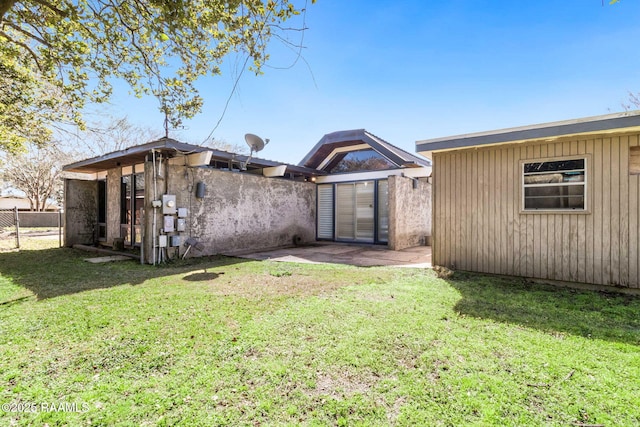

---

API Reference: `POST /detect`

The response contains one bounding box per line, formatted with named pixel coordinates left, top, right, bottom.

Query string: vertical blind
left=317, top=184, right=334, bottom=239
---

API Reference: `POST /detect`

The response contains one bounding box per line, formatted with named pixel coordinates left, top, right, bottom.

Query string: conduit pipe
left=152, top=149, right=157, bottom=265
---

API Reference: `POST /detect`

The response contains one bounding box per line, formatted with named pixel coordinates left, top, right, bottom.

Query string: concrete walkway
left=236, top=243, right=431, bottom=268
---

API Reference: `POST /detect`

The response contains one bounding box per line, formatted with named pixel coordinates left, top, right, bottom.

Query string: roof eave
left=416, top=111, right=640, bottom=158
left=63, top=138, right=205, bottom=173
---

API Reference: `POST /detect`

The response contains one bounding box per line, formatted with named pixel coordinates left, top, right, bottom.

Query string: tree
left=623, top=92, right=640, bottom=111
left=0, top=50, right=72, bottom=152
left=70, top=115, right=163, bottom=156
left=69, top=115, right=246, bottom=156
left=0, top=0, right=314, bottom=151
left=0, top=143, right=66, bottom=211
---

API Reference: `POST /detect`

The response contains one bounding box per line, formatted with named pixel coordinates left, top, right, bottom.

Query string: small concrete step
left=84, top=255, right=133, bottom=264
left=72, top=244, right=141, bottom=261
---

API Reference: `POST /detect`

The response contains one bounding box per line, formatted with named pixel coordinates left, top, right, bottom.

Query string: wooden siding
left=432, top=133, right=640, bottom=289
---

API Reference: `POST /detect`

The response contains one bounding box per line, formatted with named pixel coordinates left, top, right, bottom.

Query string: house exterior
left=416, top=111, right=640, bottom=290
left=300, top=130, right=432, bottom=250
left=63, top=131, right=431, bottom=264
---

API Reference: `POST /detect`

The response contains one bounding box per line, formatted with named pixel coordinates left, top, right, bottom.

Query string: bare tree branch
left=4, top=21, right=51, bottom=46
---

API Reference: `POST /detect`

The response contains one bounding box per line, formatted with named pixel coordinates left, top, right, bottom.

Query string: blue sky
left=105, top=0, right=640, bottom=165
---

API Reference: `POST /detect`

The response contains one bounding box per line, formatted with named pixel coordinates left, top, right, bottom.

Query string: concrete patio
left=235, top=243, right=431, bottom=268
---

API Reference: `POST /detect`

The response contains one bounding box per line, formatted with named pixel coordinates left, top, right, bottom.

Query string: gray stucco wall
left=64, top=179, right=98, bottom=246
left=388, top=175, right=432, bottom=250
left=142, top=163, right=316, bottom=262
left=106, top=169, right=121, bottom=245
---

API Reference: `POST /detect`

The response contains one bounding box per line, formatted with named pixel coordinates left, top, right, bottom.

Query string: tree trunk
left=0, top=0, right=15, bottom=21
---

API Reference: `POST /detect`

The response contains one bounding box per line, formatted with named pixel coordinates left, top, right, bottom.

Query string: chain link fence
left=0, top=208, right=19, bottom=250
left=0, top=208, right=63, bottom=251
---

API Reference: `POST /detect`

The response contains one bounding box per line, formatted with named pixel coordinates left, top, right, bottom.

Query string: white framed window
left=522, top=157, right=587, bottom=212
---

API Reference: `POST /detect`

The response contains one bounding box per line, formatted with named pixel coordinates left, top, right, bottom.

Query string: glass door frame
left=317, top=178, right=388, bottom=245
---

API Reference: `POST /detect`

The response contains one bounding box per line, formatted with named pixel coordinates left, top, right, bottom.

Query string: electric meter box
left=162, top=194, right=177, bottom=214
left=176, top=218, right=186, bottom=232
left=163, top=215, right=175, bottom=232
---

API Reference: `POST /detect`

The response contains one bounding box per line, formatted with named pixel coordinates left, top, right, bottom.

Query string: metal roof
left=63, top=138, right=204, bottom=173
left=63, top=137, right=324, bottom=177
left=299, top=129, right=430, bottom=170
left=416, top=111, right=640, bottom=158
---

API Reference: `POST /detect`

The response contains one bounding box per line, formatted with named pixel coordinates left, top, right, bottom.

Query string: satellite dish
left=244, top=133, right=267, bottom=153
left=242, top=133, right=270, bottom=170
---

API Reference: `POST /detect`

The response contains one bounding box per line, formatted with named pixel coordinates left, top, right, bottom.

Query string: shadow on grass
left=448, top=272, right=640, bottom=346
left=0, top=247, right=246, bottom=302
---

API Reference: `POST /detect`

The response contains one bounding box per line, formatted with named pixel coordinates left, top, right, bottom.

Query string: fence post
left=58, top=209, right=62, bottom=248
left=14, top=206, right=20, bottom=249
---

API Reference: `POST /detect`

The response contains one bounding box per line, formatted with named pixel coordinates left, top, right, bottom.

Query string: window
left=330, top=149, right=395, bottom=173
left=120, top=172, right=145, bottom=245
left=522, top=158, right=586, bottom=211
left=97, top=180, right=107, bottom=241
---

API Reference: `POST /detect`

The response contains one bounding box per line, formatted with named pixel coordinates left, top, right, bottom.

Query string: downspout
left=152, top=149, right=157, bottom=265
left=140, top=207, right=144, bottom=265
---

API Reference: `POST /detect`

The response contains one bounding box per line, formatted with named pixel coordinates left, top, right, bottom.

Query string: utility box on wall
left=162, top=194, right=177, bottom=214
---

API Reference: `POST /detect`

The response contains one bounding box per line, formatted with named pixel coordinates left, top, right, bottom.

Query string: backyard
left=0, top=237, right=639, bottom=426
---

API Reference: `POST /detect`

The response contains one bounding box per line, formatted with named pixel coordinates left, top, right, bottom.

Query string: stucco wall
left=142, top=163, right=316, bottom=262
left=64, top=179, right=98, bottom=246
left=388, top=175, right=432, bottom=250
left=106, top=169, right=121, bottom=245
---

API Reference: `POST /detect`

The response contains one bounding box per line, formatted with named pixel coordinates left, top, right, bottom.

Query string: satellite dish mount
left=242, top=133, right=269, bottom=170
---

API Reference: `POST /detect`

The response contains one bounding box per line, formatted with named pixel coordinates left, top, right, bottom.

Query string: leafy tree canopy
left=0, top=0, right=314, bottom=152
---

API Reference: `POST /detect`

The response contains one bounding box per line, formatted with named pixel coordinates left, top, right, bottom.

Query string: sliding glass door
left=336, top=181, right=375, bottom=242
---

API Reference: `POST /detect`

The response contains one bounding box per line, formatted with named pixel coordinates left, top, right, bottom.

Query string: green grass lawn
left=1, top=238, right=639, bottom=426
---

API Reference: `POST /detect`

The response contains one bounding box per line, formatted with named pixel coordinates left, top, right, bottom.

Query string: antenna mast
left=163, top=114, right=169, bottom=138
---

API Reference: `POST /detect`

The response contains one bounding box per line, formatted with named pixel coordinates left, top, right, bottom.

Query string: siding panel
left=472, top=151, right=479, bottom=271
left=602, top=138, right=612, bottom=284
left=499, top=148, right=508, bottom=274
left=619, top=136, right=630, bottom=286
left=505, top=148, right=518, bottom=274
left=630, top=135, right=639, bottom=288
left=488, top=149, right=496, bottom=273
left=593, top=138, right=603, bottom=285
left=466, top=151, right=473, bottom=270
left=519, top=146, right=528, bottom=275
left=585, top=139, right=595, bottom=284
left=610, top=137, right=621, bottom=285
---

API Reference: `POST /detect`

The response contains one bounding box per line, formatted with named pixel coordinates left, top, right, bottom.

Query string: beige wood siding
left=432, top=132, right=640, bottom=289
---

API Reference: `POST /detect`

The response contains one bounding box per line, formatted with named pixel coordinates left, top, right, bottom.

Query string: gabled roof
left=63, top=137, right=324, bottom=178
left=299, top=129, right=431, bottom=171
left=416, top=111, right=640, bottom=158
